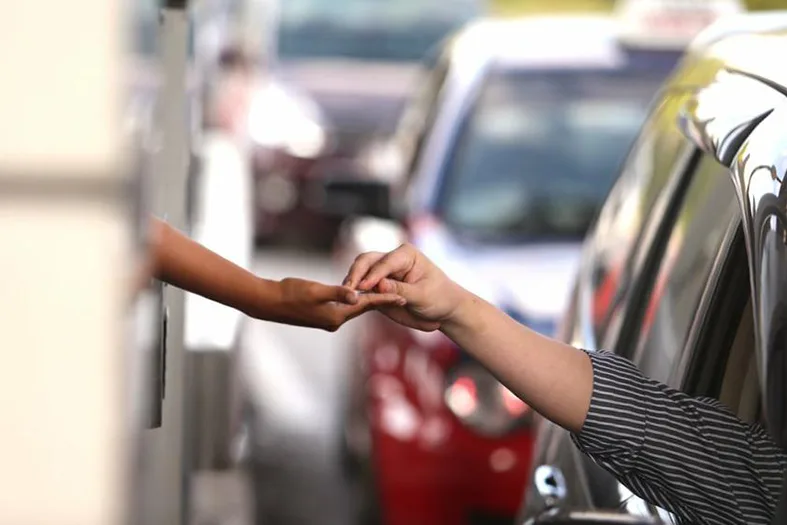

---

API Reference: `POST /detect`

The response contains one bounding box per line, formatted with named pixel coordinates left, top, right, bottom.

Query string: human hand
left=342, top=244, right=469, bottom=332
left=269, top=278, right=406, bottom=332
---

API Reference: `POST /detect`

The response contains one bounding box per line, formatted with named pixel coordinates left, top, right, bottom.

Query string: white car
left=325, top=15, right=688, bottom=525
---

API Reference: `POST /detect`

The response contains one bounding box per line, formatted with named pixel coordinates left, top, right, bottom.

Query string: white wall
left=0, top=0, right=129, bottom=524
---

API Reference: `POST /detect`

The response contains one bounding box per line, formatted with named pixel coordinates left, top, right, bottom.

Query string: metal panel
left=134, top=7, right=193, bottom=525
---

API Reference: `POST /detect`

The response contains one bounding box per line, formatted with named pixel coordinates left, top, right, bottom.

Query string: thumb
left=312, top=283, right=358, bottom=305
left=378, top=278, right=420, bottom=304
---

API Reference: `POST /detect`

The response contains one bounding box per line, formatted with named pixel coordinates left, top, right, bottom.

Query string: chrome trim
left=678, top=68, right=784, bottom=167
left=533, top=465, right=568, bottom=510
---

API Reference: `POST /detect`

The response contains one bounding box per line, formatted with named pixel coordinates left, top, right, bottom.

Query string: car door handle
left=534, top=464, right=568, bottom=510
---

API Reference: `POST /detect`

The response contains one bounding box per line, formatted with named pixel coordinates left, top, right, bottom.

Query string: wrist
left=441, top=287, right=482, bottom=334
left=246, top=277, right=285, bottom=321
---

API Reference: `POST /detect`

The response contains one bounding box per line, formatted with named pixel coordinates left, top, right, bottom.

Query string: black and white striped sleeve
left=570, top=350, right=786, bottom=525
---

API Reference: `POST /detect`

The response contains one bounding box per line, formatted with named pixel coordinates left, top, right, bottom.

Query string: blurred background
left=0, top=1, right=784, bottom=525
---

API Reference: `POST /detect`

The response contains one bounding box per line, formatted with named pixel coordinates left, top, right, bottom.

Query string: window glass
left=435, top=67, right=666, bottom=244
left=276, top=0, right=480, bottom=62
left=585, top=90, right=691, bottom=347
left=396, top=49, right=450, bottom=181
left=631, top=155, right=740, bottom=384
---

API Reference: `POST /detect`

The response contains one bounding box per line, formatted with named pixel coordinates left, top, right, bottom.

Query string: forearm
left=149, top=218, right=281, bottom=320
left=441, top=291, right=593, bottom=433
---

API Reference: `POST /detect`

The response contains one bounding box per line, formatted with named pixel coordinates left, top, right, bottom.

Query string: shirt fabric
left=571, top=350, right=787, bottom=525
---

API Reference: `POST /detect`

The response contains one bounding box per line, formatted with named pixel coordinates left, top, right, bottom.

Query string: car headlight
left=247, top=83, right=328, bottom=159
left=444, top=360, right=532, bottom=437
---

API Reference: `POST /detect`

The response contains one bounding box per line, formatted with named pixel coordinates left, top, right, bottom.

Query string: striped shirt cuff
left=570, top=350, right=646, bottom=474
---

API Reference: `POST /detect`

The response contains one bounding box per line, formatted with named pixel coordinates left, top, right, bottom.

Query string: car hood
left=412, top=226, right=582, bottom=322
left=275, top=59, right=421, bottom=135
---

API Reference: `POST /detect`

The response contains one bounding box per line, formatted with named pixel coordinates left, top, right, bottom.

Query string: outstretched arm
left=343, top=244, right=593, bottom=431
left=344, top=244, right=786, bottom=523
left=147, top=218, right=403, bottom=331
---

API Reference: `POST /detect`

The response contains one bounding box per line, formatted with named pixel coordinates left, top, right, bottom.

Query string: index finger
left=343, top=251, right=384, bottom=289
left=357, top=246, right=414, bottom=291
left=340, top=292, right=406, bottom=322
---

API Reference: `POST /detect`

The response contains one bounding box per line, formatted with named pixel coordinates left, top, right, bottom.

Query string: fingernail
left=398, top=298, right=406, bottom=306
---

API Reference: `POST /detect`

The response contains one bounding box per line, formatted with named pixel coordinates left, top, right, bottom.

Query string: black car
left=518, top=12, right=787, bottom=525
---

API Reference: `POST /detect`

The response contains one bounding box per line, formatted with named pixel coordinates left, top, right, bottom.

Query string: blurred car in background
left=517, top=9, right=787, bottom=525
left=323, top=15, right=685, bottom=525
left=247, top=0, right=486, bottom=247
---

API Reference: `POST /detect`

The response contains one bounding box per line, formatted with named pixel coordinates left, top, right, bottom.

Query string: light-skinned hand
left=342, top=243, right=469, bottom=332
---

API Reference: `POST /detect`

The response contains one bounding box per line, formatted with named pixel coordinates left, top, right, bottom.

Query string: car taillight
left=446, top=376, right=478, bottom=418
left=444, top=361, right=532, bottom=437
left=500, top=384, right=530, bottom=418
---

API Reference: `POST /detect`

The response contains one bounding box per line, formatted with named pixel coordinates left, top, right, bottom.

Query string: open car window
left=629, top=154, right=740, bottom=385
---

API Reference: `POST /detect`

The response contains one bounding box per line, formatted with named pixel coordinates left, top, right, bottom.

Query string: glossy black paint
left=680, top=63, right=787, bottom=448
left=730, top=108, right=787, bottom=449
left=518, top=25, right=787, bottom=525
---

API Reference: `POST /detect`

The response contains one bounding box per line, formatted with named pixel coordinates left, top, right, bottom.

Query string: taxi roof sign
left=615, top=0, right=745, bottom=49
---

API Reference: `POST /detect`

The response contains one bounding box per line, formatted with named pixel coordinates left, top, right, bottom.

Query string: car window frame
left=403, top=49, right=452, bottom=186
left=570, top=88, right=698, bottom=353
left=623, top=152, right=742, bottom=385
left=676, top=216, right=749, bottom=398
left=604, top=145, right=701, bottom=359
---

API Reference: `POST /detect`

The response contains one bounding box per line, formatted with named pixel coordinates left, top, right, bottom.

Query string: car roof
left=447, top=16, right=626, bottom=71
left=678, top=18, right=787, bottom=95
left=689, top=10, right=787, bottom=50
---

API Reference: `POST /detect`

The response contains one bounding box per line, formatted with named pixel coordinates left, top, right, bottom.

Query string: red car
left=327, top=16, right=679, bottom=525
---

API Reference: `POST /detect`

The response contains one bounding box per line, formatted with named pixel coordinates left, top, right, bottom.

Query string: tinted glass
left=435, top=68, right=665, bottom=244
left=396, top=49, right=450, bottom=181
left=585, top=90, right=691, bottom=347
left=631, top=155, right=739, bottom=384
left=276, top=0, right=480, bottom=62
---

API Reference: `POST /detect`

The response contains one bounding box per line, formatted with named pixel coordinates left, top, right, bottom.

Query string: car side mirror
left=316, top=176, right=394, bottom=221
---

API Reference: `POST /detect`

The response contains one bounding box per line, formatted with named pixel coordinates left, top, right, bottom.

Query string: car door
left=523, top=64, right=787, bottom=522
left=519, top=85, right=700, bottom=521
left=608, top=152, right=744, bottom=523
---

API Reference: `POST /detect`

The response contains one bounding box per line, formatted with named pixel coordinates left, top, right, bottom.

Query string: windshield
left=437, top=67, right=667, bottom=243
left=276, top=0, right=480, bottom=62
